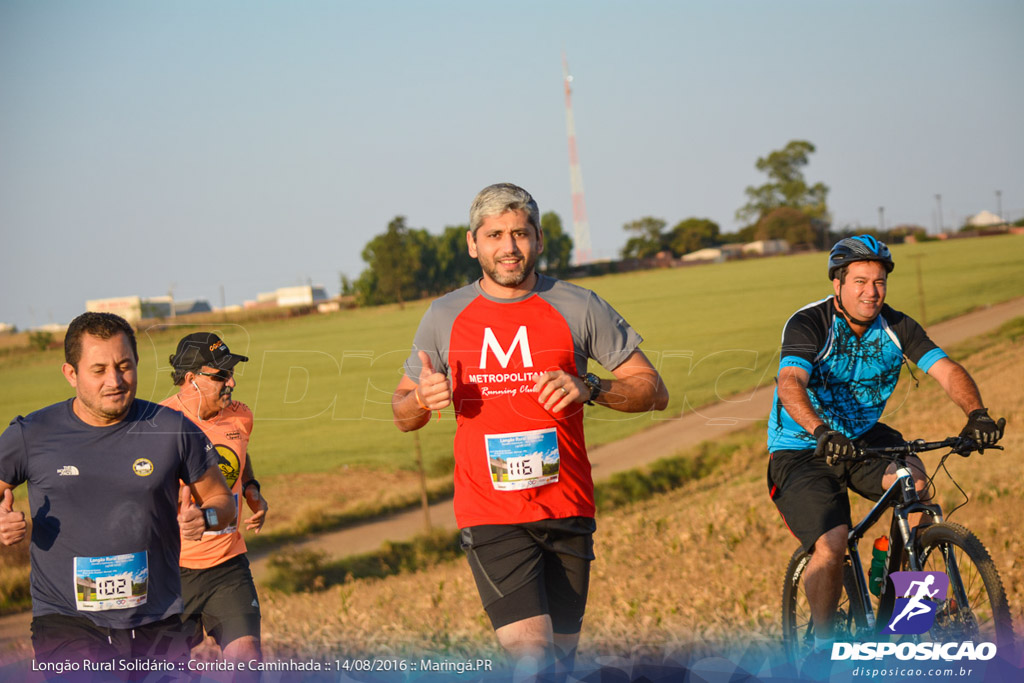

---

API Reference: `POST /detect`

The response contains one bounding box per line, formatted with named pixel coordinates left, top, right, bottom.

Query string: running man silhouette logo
left=882, top=571, right=949, bottom=634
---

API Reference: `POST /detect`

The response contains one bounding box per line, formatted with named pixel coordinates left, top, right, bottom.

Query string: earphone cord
left=187, top=381, right=205, bottom=422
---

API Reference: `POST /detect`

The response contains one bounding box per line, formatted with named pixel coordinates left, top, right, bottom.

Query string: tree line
left=617, top=139, right=960, bottom=261
left=349, top=140, right=954, bottom=305
left=621, top=140, right=835, bottom=259
left=347, top=212, right=573, bottom=306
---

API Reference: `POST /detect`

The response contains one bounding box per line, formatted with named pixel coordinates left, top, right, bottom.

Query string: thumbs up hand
left=177, top=484, right=206, bottom=541
left=415, top=350, right=451, bottom=412
left=0, top=488, right=26, bottom=546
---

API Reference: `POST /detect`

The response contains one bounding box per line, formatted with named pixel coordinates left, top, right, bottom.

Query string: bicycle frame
left=844, top=458, right=945, bottom=632
left=782, top=430, right=1010, bottom=659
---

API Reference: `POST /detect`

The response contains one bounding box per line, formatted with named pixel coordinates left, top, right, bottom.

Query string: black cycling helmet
left=827, top=235, right=894, bottom=280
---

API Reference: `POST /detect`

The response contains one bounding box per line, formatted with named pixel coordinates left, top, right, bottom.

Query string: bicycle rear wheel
left=912, top=522, right=1014, bottom=654
left=781, top=547, right=867, bottom=661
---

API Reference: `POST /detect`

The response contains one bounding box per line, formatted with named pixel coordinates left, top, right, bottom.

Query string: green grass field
left=1, top=234, right=1021, bottom=477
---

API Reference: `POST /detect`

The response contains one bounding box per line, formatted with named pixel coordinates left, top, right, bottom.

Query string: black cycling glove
left=959, top=408, right=1003, bottom=450
left=814, top=425, right=855, bottom=466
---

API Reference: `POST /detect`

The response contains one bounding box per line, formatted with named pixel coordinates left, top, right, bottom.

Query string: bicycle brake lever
left=952, top=438, right=1004, bottom=457
left=952, top=437, right=975, bottom=456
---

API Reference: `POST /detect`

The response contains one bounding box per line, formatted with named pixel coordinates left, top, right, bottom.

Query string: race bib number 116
left=485, top=427, right=560, bottom=491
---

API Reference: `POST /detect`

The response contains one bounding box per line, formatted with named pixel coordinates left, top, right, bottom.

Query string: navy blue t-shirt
left=0, top=399, right=216, bottom=628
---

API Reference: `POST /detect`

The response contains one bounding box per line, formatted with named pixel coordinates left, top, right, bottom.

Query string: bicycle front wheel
left=781, top=547, right=867, bottom=662
left=912, top=522, right=1014, bottom=653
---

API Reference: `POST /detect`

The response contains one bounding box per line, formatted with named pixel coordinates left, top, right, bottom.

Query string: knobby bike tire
left=781, top=548, right=868, bottom=662
left=911, top=522, right=1015, bottom=655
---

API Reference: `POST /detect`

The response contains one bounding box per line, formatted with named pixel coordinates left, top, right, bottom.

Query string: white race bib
left=74, top=552, right=148, bottom=611
left=485, top=427, right=560, bottom=491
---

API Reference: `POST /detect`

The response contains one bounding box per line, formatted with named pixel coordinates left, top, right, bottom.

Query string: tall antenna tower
left=562, top=53, right=592, bottom=264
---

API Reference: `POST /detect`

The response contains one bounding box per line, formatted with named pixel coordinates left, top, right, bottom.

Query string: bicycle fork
left=847, top=464, right=945, bottom=634
left=879, top=507, right=946, bottom=632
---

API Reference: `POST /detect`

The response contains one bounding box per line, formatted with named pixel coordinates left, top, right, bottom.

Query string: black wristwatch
left=241, top=479, right=261, bottom=496
left=581, top=373, right=602, bottom=405
left=202, top=507, right=219, bottom=531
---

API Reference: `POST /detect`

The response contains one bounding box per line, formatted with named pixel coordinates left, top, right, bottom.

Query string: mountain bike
left=781, top=427, right=1014, bottom=661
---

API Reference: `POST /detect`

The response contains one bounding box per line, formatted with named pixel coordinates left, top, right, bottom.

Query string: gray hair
left=469, top=183, right=541, bottom=237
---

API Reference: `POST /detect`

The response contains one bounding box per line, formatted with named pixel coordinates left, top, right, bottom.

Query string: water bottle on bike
left=868, top=535, right=888, bottom=597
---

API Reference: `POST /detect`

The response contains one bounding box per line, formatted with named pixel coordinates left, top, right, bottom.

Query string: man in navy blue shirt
left=0, top=312, right=235, bottom=666
left=766, top=236, right=1003, bottom=662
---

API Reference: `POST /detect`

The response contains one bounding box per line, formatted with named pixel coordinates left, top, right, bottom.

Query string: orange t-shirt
left=160, top=396, right=253, bottom=569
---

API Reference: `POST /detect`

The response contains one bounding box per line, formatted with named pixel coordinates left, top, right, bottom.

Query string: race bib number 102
left=74, top=551, right=148, bottom=612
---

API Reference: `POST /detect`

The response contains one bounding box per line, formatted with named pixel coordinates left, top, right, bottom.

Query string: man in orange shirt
left=162, top=332, right=269, bottom=670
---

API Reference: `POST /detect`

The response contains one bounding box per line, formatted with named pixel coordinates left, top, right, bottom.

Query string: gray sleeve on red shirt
left=580, top=288, right=644, bottom=371
left=402, top=283, right=479, bottom=382
left=539, top=276, right=644, bottom=373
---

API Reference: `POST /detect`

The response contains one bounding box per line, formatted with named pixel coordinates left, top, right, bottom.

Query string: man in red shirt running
left=392, top=183, right=669, bottom=679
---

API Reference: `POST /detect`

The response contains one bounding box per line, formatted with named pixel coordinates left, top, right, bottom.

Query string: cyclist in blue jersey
left=766, top=236, right=1004, bottom=665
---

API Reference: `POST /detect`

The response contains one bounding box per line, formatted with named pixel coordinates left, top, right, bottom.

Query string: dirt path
left=2, top=296, right=1021, bottom=655
left=246, top=295, right=1024, bottom=581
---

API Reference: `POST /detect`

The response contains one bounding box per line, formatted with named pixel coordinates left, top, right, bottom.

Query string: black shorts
left=460, top=517, right=596, bottom=634
left=179, top=554, right=261, bottom=649
left=768, top=423, right=912, bottom=553
left=31, top=612, right=193, bottom=668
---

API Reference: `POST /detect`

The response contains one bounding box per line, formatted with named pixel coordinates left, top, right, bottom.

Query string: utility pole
left=562, top=53, right=592, bottom=265
left=996, top=190, right=1003, bottom=224
left=909, top=254, right=927, bottom=325
left=878, top=206, right=885, bottom=233
left=934, top=194, right=943, bottom=234
left=413, top=432, right=431, bottom=532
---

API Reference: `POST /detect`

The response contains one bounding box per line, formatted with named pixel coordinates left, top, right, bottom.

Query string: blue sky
left=1, top=1, right=1021, bottom=329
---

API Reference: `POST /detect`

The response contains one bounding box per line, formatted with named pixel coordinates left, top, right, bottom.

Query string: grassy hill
left=245, top=316, right=1023, bottom=665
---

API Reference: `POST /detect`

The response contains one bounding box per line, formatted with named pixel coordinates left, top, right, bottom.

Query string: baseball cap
left=169, top=332, right=249, bottom=371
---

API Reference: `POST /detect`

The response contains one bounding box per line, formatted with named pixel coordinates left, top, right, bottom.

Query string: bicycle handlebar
left=842, top=433, right=1004, bottom=464
left=840, top=416, right=1008, bottom=463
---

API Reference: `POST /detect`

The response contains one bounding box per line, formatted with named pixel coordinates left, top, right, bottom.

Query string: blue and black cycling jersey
left=767, top=297, right=947, bottom=452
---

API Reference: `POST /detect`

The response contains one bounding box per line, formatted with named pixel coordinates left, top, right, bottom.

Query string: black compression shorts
left=179, top=554, right=261, bottom=649
left=460, top=516, right=595, bottom=634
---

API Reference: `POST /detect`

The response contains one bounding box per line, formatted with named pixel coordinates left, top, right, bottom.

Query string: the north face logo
left=58, top=465, right=80, bottom=476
